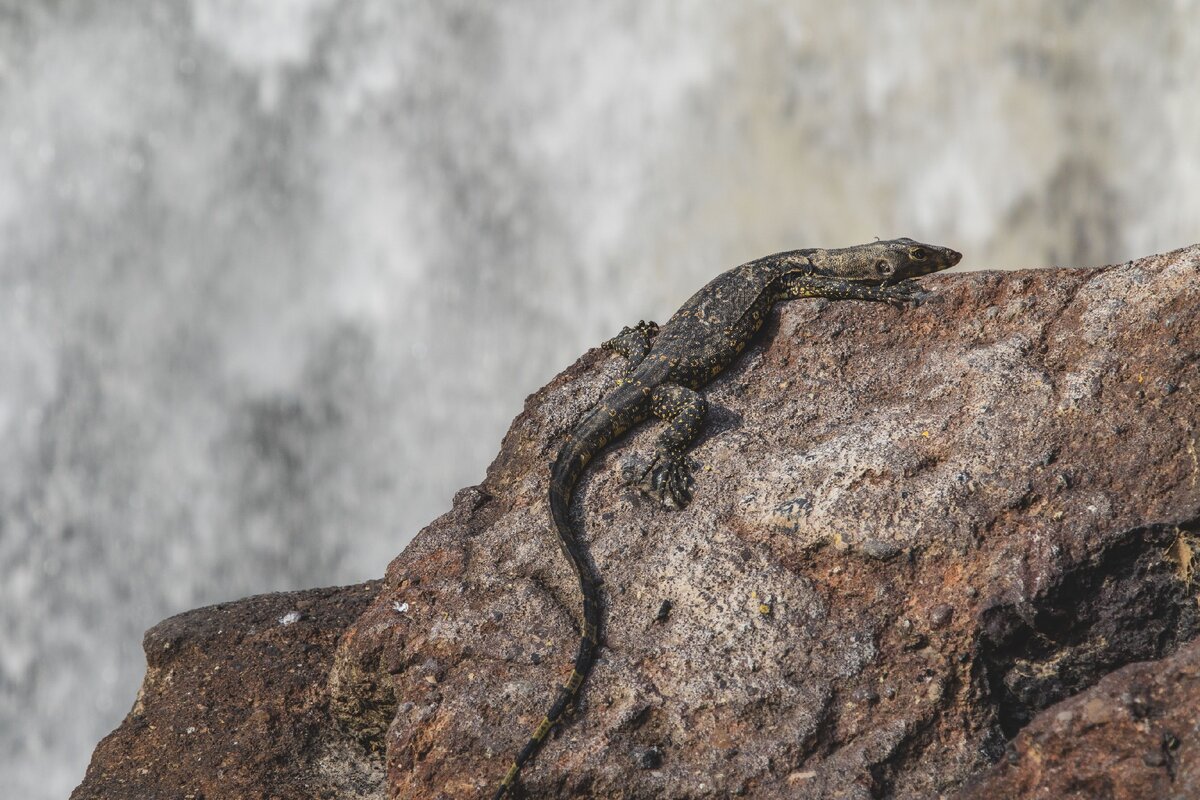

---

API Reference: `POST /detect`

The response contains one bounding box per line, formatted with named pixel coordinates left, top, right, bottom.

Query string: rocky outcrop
left=76, top=246, right=1200, bottom=798
left=70, top=582, right=385, bottom=800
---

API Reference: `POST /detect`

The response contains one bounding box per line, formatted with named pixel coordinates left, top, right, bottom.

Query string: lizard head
left=809, top=238, right=961, bottom=285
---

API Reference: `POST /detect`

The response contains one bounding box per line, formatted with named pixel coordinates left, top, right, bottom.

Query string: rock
left=928, top=603, right=955, bottom=629
left=77, top=245, right=1200, bottom=798
left=71, top=582, right=384, bottom=800
left=957, top=637, right=1200, bottom=799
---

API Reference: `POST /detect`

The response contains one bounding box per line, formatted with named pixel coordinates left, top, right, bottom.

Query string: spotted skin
left=492, top=238, right=960, bottom=798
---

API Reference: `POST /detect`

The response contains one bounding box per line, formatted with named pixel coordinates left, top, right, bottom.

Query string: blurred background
left=2, top=1, right=1199, bottom=796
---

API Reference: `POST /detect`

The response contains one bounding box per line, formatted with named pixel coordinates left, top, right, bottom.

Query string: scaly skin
left=493, top=238, right=961, bottom=798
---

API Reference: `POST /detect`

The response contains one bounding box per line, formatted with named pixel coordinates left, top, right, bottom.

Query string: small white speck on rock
left=278, top=611, right=301, bottom=626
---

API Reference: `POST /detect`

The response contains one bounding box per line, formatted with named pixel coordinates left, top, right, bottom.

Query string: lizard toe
left=637, top=455, right=695, bottom=509
left=883, top=279, right=927, bottom=307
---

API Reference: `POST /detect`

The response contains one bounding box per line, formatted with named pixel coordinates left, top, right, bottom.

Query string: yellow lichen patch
left=749, top=590, right=772, bottom=615
left=1165, top=529, right=1200, bottom=587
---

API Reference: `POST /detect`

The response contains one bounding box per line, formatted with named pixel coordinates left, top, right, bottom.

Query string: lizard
left=493, top=237, right=961, bottom=798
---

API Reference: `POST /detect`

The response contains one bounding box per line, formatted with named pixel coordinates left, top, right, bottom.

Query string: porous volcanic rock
left=77, top=245, right=1200, bottom=799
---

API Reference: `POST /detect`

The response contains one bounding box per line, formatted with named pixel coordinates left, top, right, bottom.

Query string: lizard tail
left=492, top=406, right=618, bottom=799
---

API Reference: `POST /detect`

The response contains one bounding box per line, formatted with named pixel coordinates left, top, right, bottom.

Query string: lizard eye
left=875, top=259, right=893, bottom=274
left=910, top=247, right=927, bottom=261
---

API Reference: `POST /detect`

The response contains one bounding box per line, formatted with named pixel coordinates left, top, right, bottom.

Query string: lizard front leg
left=635, top=383, right=707, bottom=509
left=779, top=274, right=926, bottom=306
left=601, top=319, right=659, bottom=370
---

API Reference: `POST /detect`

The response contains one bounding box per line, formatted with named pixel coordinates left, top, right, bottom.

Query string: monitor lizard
left=493, top=238, right=962, bottom=798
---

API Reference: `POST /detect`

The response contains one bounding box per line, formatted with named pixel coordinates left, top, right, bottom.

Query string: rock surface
left=77, top=246, right=1200, bottom=798
left=71, top=582, right=385, bottom=800
left=959, top=636, right=1200, bottom=799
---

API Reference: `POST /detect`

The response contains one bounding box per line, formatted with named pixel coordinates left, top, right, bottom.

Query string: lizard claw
left=636, top=453, right=695, bottom=510
left=882, top=280, right=927, bottom=307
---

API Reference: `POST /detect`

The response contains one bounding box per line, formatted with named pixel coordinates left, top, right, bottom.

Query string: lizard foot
left=634, top=453, right=695, bottom=509
left=881, top=279, right=929, bottom=307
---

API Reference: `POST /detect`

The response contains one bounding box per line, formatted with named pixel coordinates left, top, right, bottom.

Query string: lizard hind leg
left=636, top=383, right=708, bottom=509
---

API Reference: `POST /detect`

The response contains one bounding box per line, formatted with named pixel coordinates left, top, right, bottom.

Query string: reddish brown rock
left=72, top=582, right=384, bottom=800
left=78, top=246, right=1200, bottom=799
left=329, top=244, right=1200, bottom=798
left=957, top=634, right=1200, bottom=799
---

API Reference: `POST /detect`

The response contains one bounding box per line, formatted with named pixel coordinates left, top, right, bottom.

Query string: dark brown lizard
left=494, top=238, right=961, bottom=797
